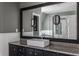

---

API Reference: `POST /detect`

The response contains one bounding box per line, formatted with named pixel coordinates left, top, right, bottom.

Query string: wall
left=0, top=2, right=20, bottom=56
left=0, top=3, right=4, bottom=33
left=0, top=2, right=20, bottom=33
left=3, top=2, right=20, bottom=33
left=0, top=33, right=20, bottom=56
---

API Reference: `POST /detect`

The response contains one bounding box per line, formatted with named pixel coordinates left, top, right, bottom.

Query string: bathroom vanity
left=9, top=2, right=79, bottom=56
left=9, top=41, right=78, bottom=56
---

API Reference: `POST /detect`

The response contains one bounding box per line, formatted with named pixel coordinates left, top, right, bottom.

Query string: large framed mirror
left=20, top=2, right=79, bottom=43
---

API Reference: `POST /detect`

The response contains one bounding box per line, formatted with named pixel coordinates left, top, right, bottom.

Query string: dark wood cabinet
left=9, top=44, right=18, bottom=56
left=34, top=49, right=44, bottom=56
left=9, top=44, right=26, bottom=56
left=26, top=47, right=35, bottom=56
left=17, top=46, right=26, bottom=56
left=9, top=44, right=72, bottom=56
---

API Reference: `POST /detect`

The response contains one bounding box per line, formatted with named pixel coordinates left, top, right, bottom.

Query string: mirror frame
left=20, top=2, right=79, bottom=44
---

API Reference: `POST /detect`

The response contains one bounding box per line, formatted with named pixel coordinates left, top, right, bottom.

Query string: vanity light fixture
left=53, top=15, right=60, bottom=25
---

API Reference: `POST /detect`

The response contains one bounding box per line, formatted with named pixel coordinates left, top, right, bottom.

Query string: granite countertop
left=9, top=41, right=79, bottom=56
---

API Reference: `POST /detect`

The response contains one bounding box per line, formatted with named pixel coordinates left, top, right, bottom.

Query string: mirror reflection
left=22, top=2, right=77, bottom=40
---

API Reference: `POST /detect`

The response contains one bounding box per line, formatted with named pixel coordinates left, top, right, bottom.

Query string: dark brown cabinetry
left=9, top=44, right=18, bottom=56
left=17, top=46, right=26, bottom=56
left=26, top=47, right=35, bottom=56
left=9, top=44, right=72, bottom=56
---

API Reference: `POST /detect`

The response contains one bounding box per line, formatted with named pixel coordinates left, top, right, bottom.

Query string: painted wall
left=3, top=2, right=20, bottom=33
left=0, top=2, right=20, bottom=56
left=0, top=3, right=4, bottom=33
left=0, top=2, right=19, bottom=33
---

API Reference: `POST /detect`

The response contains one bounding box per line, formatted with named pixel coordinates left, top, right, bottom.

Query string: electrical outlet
left=16, top=28, right=18, bottom=32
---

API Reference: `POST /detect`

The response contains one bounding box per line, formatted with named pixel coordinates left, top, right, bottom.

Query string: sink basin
left=27, top=39, right=50, bottom=47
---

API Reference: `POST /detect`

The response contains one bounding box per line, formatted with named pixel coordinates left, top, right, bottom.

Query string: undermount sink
left=27, top=39, right=50, bottom=47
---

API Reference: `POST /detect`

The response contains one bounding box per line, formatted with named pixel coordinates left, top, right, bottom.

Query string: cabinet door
left=17, top=46, right=26, bottom=56
left=26, top=48, right=35, bottom=56
left=34, top=49, right=44, bottom=56
left=9, top=44, right=18, bottom=56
